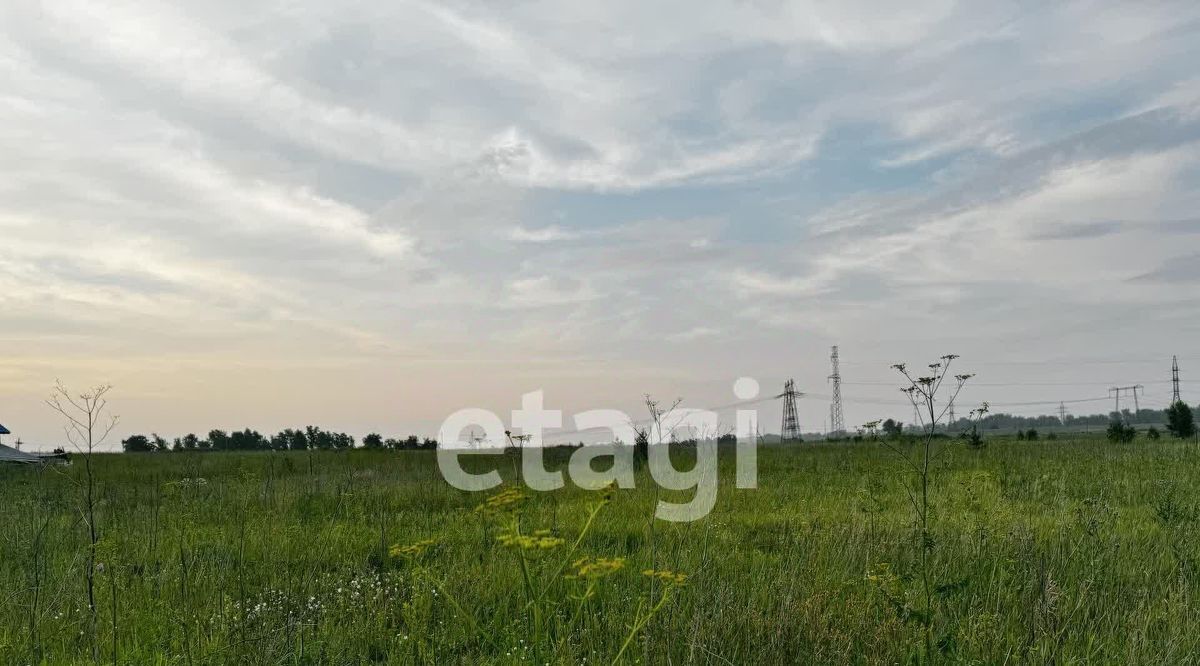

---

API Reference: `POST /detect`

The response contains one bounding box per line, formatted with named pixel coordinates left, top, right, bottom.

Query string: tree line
left=120, top=426, right=437, bottom=453
left=940, top=403, right=1200, bottom=432
left=117, top=403, right=1198, bottom=452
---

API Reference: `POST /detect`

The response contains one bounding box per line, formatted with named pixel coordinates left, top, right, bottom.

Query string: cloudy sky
left=3, top=1, right=1200, bottom=448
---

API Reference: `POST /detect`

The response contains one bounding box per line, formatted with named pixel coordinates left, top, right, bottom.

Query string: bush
left=881, top=419, right=903, bottom=439
left=1147, top=427, right=1161, bottom=440
left=1025, top=429, right=1038, bottom=441
left=1107, top=420, right=1136, bottom=444
left=121, top=434, right=155, bottom=452
left=1166, top=401, right=1196, bottom=439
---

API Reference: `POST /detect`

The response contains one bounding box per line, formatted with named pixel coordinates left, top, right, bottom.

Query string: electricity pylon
left=780, top=379, right=802, bottom=443
left=828, top=346, right=845, bottom=435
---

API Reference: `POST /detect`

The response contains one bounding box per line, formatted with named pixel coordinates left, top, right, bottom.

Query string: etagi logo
left=436, top=378, right=762, bottom=522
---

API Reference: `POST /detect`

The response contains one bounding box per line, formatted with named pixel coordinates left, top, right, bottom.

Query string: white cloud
left=667, top=326, right=721, bottom=342
left=4, top=0, right=1200, bottom=442
left=504, top=276, right=597, bottom=308
left=508, top=225, right=577, bottom=243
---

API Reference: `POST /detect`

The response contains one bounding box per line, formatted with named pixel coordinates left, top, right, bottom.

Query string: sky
left=2, top=1, right=1200, bottom=449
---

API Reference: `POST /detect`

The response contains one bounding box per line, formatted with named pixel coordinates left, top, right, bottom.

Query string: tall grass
left=1, top=437, right=1198, bottom=664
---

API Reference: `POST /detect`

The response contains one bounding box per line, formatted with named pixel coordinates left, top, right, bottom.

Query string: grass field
left=2, top=437, right=1199, bottom=664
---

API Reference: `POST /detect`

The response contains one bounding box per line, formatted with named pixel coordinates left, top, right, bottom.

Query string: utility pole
left=1059, top=401, right=1067, bottom=425
left=1109, top=385, right=1144, bottom=423
left=1173, top=355, right=1182, bottom=404
left=780, top=379, right=802, bottom=443
left=828, top=346, right=845, bottom=436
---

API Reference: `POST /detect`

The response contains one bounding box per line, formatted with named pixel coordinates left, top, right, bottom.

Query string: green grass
left=2, top=437, right=1199, bottom=664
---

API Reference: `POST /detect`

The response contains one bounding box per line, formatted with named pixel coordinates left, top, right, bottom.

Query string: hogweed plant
left=391, top=483, right=689, bottom=664
left=45, top=381, right=118, bottom=665
left=964, top=402, right=990, bottom=449
left=875, top=356, right=973, bottom=661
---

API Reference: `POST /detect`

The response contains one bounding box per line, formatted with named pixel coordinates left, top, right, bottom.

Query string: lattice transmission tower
left=828, top=346, right=845, bottom=435
left=780, top=379, right=802, bottom=443
left=1173, top=355, right=1182, bottom=404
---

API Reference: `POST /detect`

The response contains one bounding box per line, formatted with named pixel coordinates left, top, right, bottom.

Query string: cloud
left=503, top=276, right=597, bottom=308
left=667, top=326, right=721, bottom=342
left=1026, top=221, right=1125, bottom=241
left=508, top=225, right=578, bottom=243
left=1131, top=254, right=1200, bottom=285
left=4, top=0, right=1200, bottom=442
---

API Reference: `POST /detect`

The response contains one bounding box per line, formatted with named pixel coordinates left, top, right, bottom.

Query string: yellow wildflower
left=475, top=487, right=528, bottom=515
left=496, top=529, right=565, bottom=551
left=566, top=556, right=626, bottom=580
left=389, top=538, right=437, bottom=560
left=641, top=569, right=688, bottom=586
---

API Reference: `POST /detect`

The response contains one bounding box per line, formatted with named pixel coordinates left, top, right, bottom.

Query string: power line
left=844, top=379, right=1198, bottom=387
left=534, top=394, right=781, bottom=445
left=842, top=355, right=1200, bottom=368
left=520, top=358, right=1200, bottom=445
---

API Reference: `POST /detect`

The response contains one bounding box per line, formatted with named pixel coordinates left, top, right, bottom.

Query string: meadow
left=2, top=436, right=1199, bottom=664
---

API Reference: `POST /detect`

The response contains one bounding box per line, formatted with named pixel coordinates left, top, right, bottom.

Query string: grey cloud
left=1027, top=221, right=1126, bottom=241
left=1131, top=254, right=1200, bottom=284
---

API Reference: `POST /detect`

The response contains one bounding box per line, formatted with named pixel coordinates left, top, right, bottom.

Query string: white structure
left=0, top=423, right=48, bottom=464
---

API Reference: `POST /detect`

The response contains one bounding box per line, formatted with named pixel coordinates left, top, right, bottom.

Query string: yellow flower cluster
left=389, top=539, right=437, bottom=560
left=567, top=556, right=626, bottom=580
left=865, top=562, right=902, bottom=597
left=496, top=529, right=565, bottom=551
left=475, top=487, right=528, bottom=515
left=641, top=569, right=688, bottom=586
left=865, top=562, right=894, bottom=584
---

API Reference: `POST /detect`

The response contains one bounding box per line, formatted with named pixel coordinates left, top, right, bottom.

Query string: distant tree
left=1025, top=429, right=1038, bottom=441
left=306, top=426, right=334, bottom=450
left=121, top=434, right=154, bottom=452
left=151, top=433, right=168, bottom=451
left=363, top=433, right=384, bottom=449
left=881, top=419, right=903, bottom=439
left=277, top=428, right=307, bottom=451
left=333, top=432, right=355, bottom=449
left=1166, top=401, right=1196, bottom=439
left=172, top=437, right=183, bottom=452
left=717, top=433, right=737, bottom=446
left=1107, top=420, right=1136, bottom=444
left=422, top=437, right=438, bottom=450
left=1016, top=430, right=1025, bottom=441
left=230, top=428, right=266, bottom=450
left=1147, top=426, right=1161, bottom=440
left=634, top=428, right=649, bottom=464
left=207, top=429, right=230, bottom=450
left=181, top=433, right=200, bottom=450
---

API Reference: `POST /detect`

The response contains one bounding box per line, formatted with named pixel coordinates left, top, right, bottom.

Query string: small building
left=0, top=423, right=65, bottom=464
